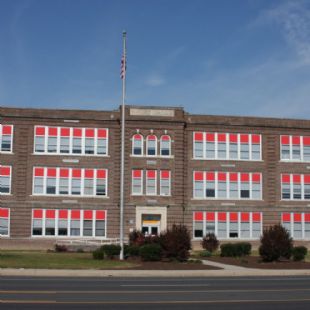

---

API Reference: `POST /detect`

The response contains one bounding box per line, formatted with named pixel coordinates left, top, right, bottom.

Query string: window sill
left=191, top=158, right=263, bottom=162
left=30, top=194, right=109, bottom=199
left=32, top=153, right=110, bottom=157
left=130, top=155, right=174, bottom=159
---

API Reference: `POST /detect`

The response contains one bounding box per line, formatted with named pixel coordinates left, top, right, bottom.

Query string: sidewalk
left=1, top=259, right=310, bottom=277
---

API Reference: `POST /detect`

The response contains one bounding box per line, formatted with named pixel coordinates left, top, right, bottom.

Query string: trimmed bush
left=139, top=244, right=161, bottom=261
left=220, top=242, right=252, bottom=257
left=201, top=233, right=219, bottom=253
left=160, top=224, right=192, bottom=261
left=125, top=245, right=140, bottom=257
left=100, top=244, right=121, bottom=259
left=55, top=244, right=68, bottom=252
left=92, top=249, right=104, bottom=260
left=259, top=224, right=293, bottom=262
left=292, top=246, right=308, bottom=261
left=199, top=250, right=212, bottom=258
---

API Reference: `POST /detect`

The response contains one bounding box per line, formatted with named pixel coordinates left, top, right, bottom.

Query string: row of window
left=33, top=167, right=107, bottom=197
left=193, top=132, right=261, bottom=161
left=0, top=166, right=11, bottom=194
left=193, top=211, right=262, bottom=239
left=132, top=134, right=171, bottom=157
left=193, top=172, right=262, bottom=200
left=132, top=170, right=171, bottom=196
left=0, top=125, right=13, bottom=153
left=281, top=135, right=310, bottom=162
left=34, top=126, right=108, bottom=156
left=0, top=208, right=9, bottom=236
left=282, top=213, right=310, bottom=239
left=32, top=209, right=106, bottom=237
left=281, top=174, right=310, bottom=200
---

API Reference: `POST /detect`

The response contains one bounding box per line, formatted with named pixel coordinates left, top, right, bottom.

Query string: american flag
left=120, top=54, right=126, bottom=79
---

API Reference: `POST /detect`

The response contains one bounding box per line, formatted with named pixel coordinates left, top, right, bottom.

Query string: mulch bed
left=206, top=256, right=310, bottom=269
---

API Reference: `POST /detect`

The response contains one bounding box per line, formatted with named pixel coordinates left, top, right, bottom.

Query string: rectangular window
left=218, top=213, right=227, bottom=239
left=95, top=211, right=106, bottom=237
left=97, top=129, right=108, bottom=155
left=282, top=213, right=310, bottom=240
left=240, top=213, right=250, bottom=239
left=292, top=136, right=301, bottom=160
left=281, top=135, right=310, bottom=162
left=251, top=135, right=261, bottom=160
left=193, top=212, right=203, bottom=238
left=281, top=174, right=310, bottom=200
left=0, top=208, right=9, bottom=236
left=60, top=128, right=70, bottom=154
left=46, top=168, right=57, bottom=195
left=96, top=170, right=107, bottom=196
left=193, top=132, right=204, bottom=158
left=229, top=173, right=239, bottom=199
left=205, top=212, right=215, bottom=235
left=85, top=129, right=95, bottom=154
left=240, top=134, right=250, bottom=160
left=71, top=169, right=81, bottom=195
left=146, top=170, right=157, bottom=195
left=229, top=213, right=239, bottom=238
left=0, top=166, right=11, bottom=194
left=205, top=172, right=215, bottom=198
left=160, top=135, right=171, bottom=156
left=193, top=172, right=204, bottom=198
left=229, top=134, right=238, bottom=159
left=47, top=127, right=58, bottom=153
left=84, top=169, right=94, bottom=196
left=240, top=173, right=250, bottom=199
left=83, top=210, right=93, bottom=236
left=132, top=170, right=143, bottom=195
left=58, top=210, right=68, bottom=236
left=45, top=210, right=56, bottom=236
left=205, top=133, right=215, bottom=158
left=70, top=210, right=81, bottom=236
left=160, top=170, right=171, bottom=196
left=0, top=125, right=13, bottom=153
left=217, top=173, right=227, bottom=199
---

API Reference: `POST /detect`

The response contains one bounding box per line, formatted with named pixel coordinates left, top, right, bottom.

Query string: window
left=217, top=134, right=227, bottom=159
left=217, top=173, right=227, bottom=199
left=160, top=170, right=171, bottom=196
left=282, top=213, right=310, bottom=240
left=251, top=135, right=261, bottom=160
left=229, top=173, right=239, bottom=199
left=240, top=173, right=250, bottom=198
left=0, top=166, right=11, bottom=194
left=160, top=135, right=171, bottom=156
left=193, top=211, right=262, bottom=240
left=193, top=132, right=204, bottom=158
left=146, top=170, right=157, bottom=195
left=292, top=136, right=301, bottom=160
left=281, top=135, right=310, bottom=162
left=146, top=135, right=157, bottom=156
left=205, top=172, right=215, bottom=198
left=33, top=167, right=108, bottom=197
left=252, top=174, right=262, bottom=200
left=0, top=208, right=9, bottom=236
left=132, top=170, right=143, bottom=195
left=229, top=134, right=238, bottom=159
left=281, top=174, right=310, bottom=200
left=0, top=125, right=13, bottom=153
left=193, top=172, right=204, bottom=198
left=304, top=137, right=310, bottom=162
left=132, top=134, right=143, bottom=156
left=32, top=209, right=106, bottom=238
left=205, top=133, right=215, bottom=158
left=34, top=126, right=108, bottom=156
left=240, top=134, right=250, bottom=160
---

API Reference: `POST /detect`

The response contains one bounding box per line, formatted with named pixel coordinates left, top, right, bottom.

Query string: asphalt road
left=1, top=276, right=310, bottom=309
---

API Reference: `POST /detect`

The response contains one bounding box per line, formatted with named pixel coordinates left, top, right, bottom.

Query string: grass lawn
left=0, top=251, right=138, bottom=269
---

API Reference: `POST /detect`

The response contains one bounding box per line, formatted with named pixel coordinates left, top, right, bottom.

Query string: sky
left=0, top=0, right=310, bottom=118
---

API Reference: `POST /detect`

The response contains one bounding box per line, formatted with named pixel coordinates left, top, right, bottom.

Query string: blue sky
left=1, top=0, right=310, bottom=118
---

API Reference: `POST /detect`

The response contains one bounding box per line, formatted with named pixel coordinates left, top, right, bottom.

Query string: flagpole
left=119, top=31, right=126, bottom=260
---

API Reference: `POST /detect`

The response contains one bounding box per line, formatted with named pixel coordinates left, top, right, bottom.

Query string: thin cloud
left=145, top=75, right=165, bottom=87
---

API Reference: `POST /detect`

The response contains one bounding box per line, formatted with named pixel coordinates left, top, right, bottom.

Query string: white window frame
left=0, top=165, right=12, bottom=195
left=159, top=135, right=171, bottom=157
left=281, top=174, right=310, bottom=201
left=0, top=208, right=10, bottom=237
left=131, top=170, right=143, bottom=196
left=160, top=171, right=171, bottom=196
left=146, top=170, right=157, bottom=196
left=146, top=135, right=158, bottom=157
left=0, top=124, right=14, bottom=154
left=280, top=135, right=310, bottom=163
left=131, top=134, right=144, bottom=156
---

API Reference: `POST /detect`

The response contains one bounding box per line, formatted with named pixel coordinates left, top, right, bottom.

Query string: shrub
left=292, top=246, right=308, bottom=261
left=125, top=245, right=140, bottom=257
left=92, top=249, right=104, bottom=260
left=199, top=250, right=212, bottom=257
left=100, top=244, right=121, bottom=259
left=139, top=244, right=162, bottom=261
left=129, top=230, right=146, bottom=246
left=201, top=233, right=219, bottom=253
left=160, top=224, right=192, bottom=261
left=55, top=244, right=68, bottom=252
left=259, top=224, right=293, bottom=262
left=220, top=242, right=252, bottom=257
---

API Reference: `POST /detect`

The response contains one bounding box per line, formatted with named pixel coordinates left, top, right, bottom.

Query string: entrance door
left=141, top=214, right=161, bottom=236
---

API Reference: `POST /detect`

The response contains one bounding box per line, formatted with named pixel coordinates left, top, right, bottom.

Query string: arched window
left=160, top=135, right=171, bottom=156
left=132, top=134, right=143, bottom=156
left=146, top=135, right=157, bottom=156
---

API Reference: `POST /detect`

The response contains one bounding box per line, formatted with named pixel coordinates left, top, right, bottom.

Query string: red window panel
left=98, top=129, right=107, bottom=138
left=230, top=212, right=238, bottom=222
left=206, top=172, right=215, bottom=181
left=194, top=212, right=203, bottom=221
left=2, top=125, right=12, bottom=135
left=281, top=135, right=289, bottom=145
left=218, top=133, right=226, bottom=142
left=97, top=169, right=106, bottom=179
left=84, top=210, right=93, bottom=220
left=48, top=127, right=58, bottom=136
left=34, top=167, right=44, bottom=177
left=294, top=213, right=302, bottom=222
left=304, top=175, right=310, bottom=184
left=59, top=210, right=68, bottom=219
left=73, top=128, right=82, bottom=137
left=292, top=136, right=301, bottom=145
left=160, top=170, right=170, bottom=179
left=252, top=213, right=261, bottom=222
left=281, top=174, right=290, bottom=183
left=133, top=134, right=142, bottom=140
left=47, top=168, right=57, bottom=177
left=194, top=171, right=204, bottom=181
left=96, top=210, right=106, bottom=220
left=84, top=169, right=94, bottom=178
left=133, top=170, right=142, bottom=178
left=305, top=214, right=310, bottom=223
left=71, top=210, right=81, bottom=219
left=252, top=173, right=261, bottom=183
left=303, top=136, right=310, bottom=146
left=206, top=212, right=215, bottom=221
left=147, top=170, right=156, bottom=179
left=60, top=128, right=70, bottom=137
left=252, top=135, right=261, bottom=144
left=161, top=135, right=170, bottom=141
left=218, top=172, right=227, bottom=181
left=282, top=213, right=291, bottom=222
left=0, top=166, right=11, bottom=176
left=147, top=135, right=156, bottom=141
left=194, top=132, right=203, bottom=141
left=229, top=134, right=238, bottom=143
left=293, top=174, right=301, bottom=183
left=240, top=134, right=249, bottom=143
left=46, top=210, right=56, bottom=219
left=240, top=173, right=250, bottom=182
left=0, top=208, right=9, bottom=218
left=241, top=212, right=250, bottom=222
left=33, top=209, right=43, bottom=219
left=35, top=127, right=46, bottom=136
left=59, top=169, right=69, bottom=178
left=229, top=173, right=238, bottom=182
left=85, top=129, right=95, bottom=138
left=206, top=133, right=215, bottom=142
left=72, top=169, right=82, bottom=178
left=218, top=212, right=227, bottom=221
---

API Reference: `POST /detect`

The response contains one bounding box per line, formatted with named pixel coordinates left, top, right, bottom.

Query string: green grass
left=0, top=251, right=138, bottom=269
